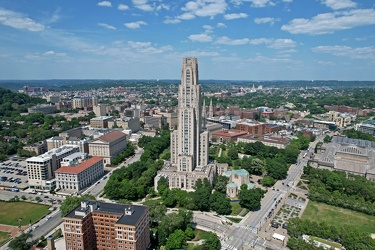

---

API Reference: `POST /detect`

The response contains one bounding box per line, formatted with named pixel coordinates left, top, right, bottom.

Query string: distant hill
left=0, top=79, right=374, bottom=91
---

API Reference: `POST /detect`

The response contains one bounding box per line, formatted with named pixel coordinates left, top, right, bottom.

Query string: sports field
left=302, top=201, right=375, bottom=234
left=0, top=201, right=50, bottom=226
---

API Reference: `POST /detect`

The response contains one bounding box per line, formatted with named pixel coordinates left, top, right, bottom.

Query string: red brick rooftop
left=212, top=130, right=248, bottom=137
left=55, top=156, right=103, bottom=174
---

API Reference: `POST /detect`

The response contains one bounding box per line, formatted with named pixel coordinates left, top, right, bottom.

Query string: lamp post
left=18, top=217, right=23, bottom=232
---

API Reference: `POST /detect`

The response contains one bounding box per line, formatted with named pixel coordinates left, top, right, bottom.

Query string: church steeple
left=202, top=99, right=207, bottom=128
left=208, top=98, right=213, bottom=118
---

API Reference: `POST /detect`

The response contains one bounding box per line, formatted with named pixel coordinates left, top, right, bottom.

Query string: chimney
left=46, top=236, right=56, bottom=250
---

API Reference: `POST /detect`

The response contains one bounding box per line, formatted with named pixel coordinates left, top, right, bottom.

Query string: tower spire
left=208, top=98, right=213, bottom=118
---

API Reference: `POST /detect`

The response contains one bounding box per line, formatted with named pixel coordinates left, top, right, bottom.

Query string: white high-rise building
left=155, top=58, right=216, bottom=191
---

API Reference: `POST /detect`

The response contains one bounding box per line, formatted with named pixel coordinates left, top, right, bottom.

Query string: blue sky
left=0, top=0, right=374, bottom=80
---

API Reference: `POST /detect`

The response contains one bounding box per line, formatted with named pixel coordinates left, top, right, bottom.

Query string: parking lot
left=0, top=159, right=29, bottom=190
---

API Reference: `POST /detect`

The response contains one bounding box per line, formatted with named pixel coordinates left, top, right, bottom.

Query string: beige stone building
left=155, top=58, right=216, bottom=192
left=90, top=116, right=113, bottom=128
left=55, top=155, right=104, bottom=192
left=26, top=145, right=80, bottom=190
left=88, top=130, right=127, bottom=165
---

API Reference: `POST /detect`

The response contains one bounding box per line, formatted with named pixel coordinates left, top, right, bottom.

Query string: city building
left=26, top=145, right=80, bottom=190
left=23, top=140, right=47, bottom=155
left=46, top=136, right=88, bottom=154
left=155, top=58, right=216, bottom=192
left=47, top=95, right=61, bottom=104
left=236, top=120, right=266, bottom=135
left=88, top=130, right=127, bottom=165
left=211, top=130, right=248, bottom=143
left=63, top=201, right=150, bottom=250
left=28, top=104, right=56, bottom=114
left=356, top=120, right=375, bottom=136
left=93, top=104, right=108, bottom=116
left=313, top=137, right=375, bottom=181
left=55, top=156, right=104, bottom=192
left=90, top=116, right=113, bottom=128
left=237, top=135, right=291, bottom=149
left=73, top=96, right=98, bottom=109
left=223, top=169, right=253, bottom=198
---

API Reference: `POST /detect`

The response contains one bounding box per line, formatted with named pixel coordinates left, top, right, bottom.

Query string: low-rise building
left=90, top=116, right=113, bottom=128
left=26, top=145, right=80, bottom=190
left=23, top=141, right=47, bottom=155
left=223, top=169, right=253, bottom=198
left=88, top=130, right=127, bottom=165
left=55, top=156, right=104, bottom=192
left=28, top=104, right=56, bottom=114
left=63, top=201, right=150, bottom=250
left=237, top=135, right=291, bottom=149
left=211, top=130, right=248, bottom=143
left=236, top=120, right=266, bottom=136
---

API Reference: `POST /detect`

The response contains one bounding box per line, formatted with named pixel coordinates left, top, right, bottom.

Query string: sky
left=0, top=0, right=374, bottom=81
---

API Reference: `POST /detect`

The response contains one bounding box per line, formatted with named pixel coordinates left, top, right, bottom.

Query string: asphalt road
left=223, top=142, right=316, bottom=250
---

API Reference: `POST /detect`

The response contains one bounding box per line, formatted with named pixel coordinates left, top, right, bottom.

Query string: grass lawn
left=310, top=236, right=342, bottom=248
left=230, top=202, right=243, bottom=215
left=0, top=201, right=50, bottom=226
left=302, top=201, right=375, bottom=234
left=0, top=231, right=10, bottom=246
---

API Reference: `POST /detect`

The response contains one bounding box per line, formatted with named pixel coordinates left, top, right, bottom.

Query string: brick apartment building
left=63, top=201, right=150, bottom=250
left=236, top=121, right=266, bottom=135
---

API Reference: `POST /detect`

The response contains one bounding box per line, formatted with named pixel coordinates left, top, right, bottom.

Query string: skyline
left=0, top=0, right=374, bottom=80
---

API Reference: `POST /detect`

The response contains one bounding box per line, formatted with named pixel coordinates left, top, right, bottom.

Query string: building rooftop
left=98, top=130, right=126, bottom=143
left=55, top=156, right=102, bottom=174
left=27, top=145, right=79, bottom=162
left=212, top=130, right=247, bottom=137
left=65, top=200, right=147, bottom=226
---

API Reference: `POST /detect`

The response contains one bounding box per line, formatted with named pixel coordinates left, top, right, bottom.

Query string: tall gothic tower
left=171, top=57, right=209, bottom=174
left=156, top=58, right=215, bottom=191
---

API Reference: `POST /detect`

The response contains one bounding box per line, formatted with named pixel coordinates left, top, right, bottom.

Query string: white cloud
left=43, top=50, right=67, bottom=57
left=321, top=0, right=357, bottom=10
left=316, top=60, right=335, bottom=65
left=216, top=36, right=250, bottom=45
left=177, top=12, right=196, bottom=20
left=163, top=18, right=181, bottom=24
left=132, top=0, right=153, bottom=11
left=217, top=22, right=226, bottom=28
left=203, top=25, right=214, bottom=33
left=242, top=0, right=275, bottom=8
left=127, top=41, right=172, bottom=54
left=282, top=9, right=375, bottom=35
left=268, top=39, right=296, bottom=49
left=124, top=21, right=147, bottom=29
left=224, top=13, right=248, bottom=20
left=98, top=23, right=116, bottom=30
left=312, top=45, right=375, bottom=59
left=254, top=17, right=278, bottom=25
left=181, top=0, right=228, bottom=18
left=188, top=33, right=213, bottom=42
left=97, top=1, right=112, bottom=7
left=249, top=38, right=296, bottom=49
left=249, top=55, right=299, bottom=64
left=0, top=8, right=45, bottom=32
left=182, top=51, right=219, bottom=57
left=118, top=4, right=129, bottom=10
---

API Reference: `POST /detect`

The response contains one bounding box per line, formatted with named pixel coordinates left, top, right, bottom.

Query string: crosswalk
left=239, top=225, right=257, bottom=233
left=221, top=241, right=237, bottom=250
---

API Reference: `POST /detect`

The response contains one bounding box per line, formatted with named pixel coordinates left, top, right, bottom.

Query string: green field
left=302, top=201, right=375, bottom=234
left=0, top=201, right=50, bottom=226
left=0, top=231, right=10, bottom=246
left=230, top=202, right=242, bottom=215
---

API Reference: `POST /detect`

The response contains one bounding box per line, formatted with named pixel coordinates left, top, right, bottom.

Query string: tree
left=227, top=147, right=239, bottom=160
left=9, top=233, right=33, bottom=250
left=238, top=188, right=265, bottom=210
left=157, top=177, right=169, bottom=194
left=165, top=229, right=186, bottom=250
left=261, top=176, right=276, bottom=187
left=214, top=175, right=229, bottom=194
left=60, top=194, right=95, bottom=217
left=250, top=158, right=265, bottom=175
left=210, top=191, right=232, bottom=215
left=185, top=227, right=195, bottom=240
